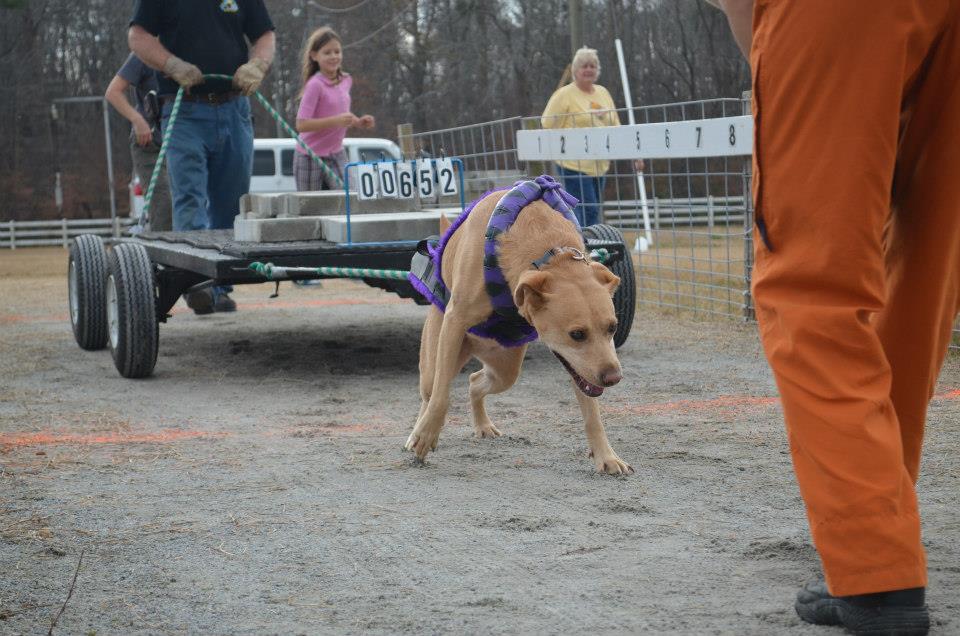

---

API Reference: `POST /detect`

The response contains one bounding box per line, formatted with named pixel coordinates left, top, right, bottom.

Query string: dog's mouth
left=553, top=352, right=604, bottom=397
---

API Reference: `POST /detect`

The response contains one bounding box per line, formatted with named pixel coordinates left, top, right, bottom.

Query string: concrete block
left=239, top=193, right=252, bottom=217
left=234, top=216, right=325, bottom=242
left=243, top=192, right=287, bottom=219
left=279, top=191, right=420, bottom=218
left=320, top=207, right=462, bottom=244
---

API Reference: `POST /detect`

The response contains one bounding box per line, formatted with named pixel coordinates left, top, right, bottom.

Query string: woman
left=294, top=27, right=375, bottom=191
left=541, top=47, right=622, bottom=227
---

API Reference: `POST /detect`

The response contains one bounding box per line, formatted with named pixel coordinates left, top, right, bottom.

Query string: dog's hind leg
left=570, top=379, right=634, bottom=475
left=469, top=344, right=526, bottom=439
left=405, top=306, right=471, bottom=460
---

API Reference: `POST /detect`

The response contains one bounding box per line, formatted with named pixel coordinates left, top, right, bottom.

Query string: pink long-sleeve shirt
left=296, top=72, right=352, bottom=156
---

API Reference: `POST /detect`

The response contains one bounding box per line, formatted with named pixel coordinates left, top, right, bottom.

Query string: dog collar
left=531, top=246, right=587, bottom=270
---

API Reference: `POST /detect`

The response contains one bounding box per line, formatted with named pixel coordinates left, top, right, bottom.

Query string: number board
left=353, top=159, right=459, bottom=200
left=377, top=163, right=398, bottom=199
left=395, top=162, right=416, bottom=199
left=417, top=160, right=435, bottom=199
left=516, top=115, right=753, bottom=160
left=434, top=158, right=458, bottom=196
left=356, top=164, right=379, bottom=200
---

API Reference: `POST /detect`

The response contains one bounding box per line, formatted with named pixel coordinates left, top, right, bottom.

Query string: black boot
left=795, top=581, right=929, bottom=635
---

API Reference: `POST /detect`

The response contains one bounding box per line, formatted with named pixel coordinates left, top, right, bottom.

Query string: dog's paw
left=474, top=422, right=502, bottom=439
left=405, top=429, right=439, bottom=458
left=593, top=454, right=634, bottom=476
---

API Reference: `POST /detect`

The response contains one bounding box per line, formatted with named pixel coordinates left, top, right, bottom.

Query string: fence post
left=707, top=195, right=715, bottom=232
left=61, top=218, right=68, bottom=248
left=9, top=220, right=15, bottom=250
left=741, top=89, right=755, bottom=321
left=397, top=123, right=415, bottom=159
left=113, top=216, right=120, bottom=238
left=653, top=197, right=660, bottom=231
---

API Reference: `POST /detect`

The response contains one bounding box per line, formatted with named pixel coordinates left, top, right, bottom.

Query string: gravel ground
left=1, top=247, right=957, bottom=635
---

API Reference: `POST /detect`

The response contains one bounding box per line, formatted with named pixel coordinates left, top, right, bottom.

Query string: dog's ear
left=439, top=214, right=452, bottom=233
left=590, top=261, right=620, bottom=294
left=514, top=270, right=552, bottom=317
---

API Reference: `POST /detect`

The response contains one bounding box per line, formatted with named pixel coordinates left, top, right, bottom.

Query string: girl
left=294, top=27, right=375, bottom=191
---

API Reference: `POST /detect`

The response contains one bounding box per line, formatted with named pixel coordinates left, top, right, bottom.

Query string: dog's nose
left=600, top=368, right=622, bottom=387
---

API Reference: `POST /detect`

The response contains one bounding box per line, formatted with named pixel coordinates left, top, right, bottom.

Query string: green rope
left=249, top=261, right=409, bottom=281
left=140, top=73, right=343, bottom=230
left=589, top=248, right=611, bottom=263
left=248, top=250, right=610, bottom=282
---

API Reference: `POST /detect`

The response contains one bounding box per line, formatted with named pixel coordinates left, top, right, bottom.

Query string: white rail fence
left=604, top=195, right=745, bottom=231
left=0, top=218, right=135, bottom=249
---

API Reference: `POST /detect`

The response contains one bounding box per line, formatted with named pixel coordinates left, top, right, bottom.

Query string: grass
left=621, top=229, right=750, bottom=319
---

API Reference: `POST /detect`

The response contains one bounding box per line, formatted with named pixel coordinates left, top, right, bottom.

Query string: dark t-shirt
left=130, top=0, right=274, bottom=95
left=117, top=53, right=162, bottom=147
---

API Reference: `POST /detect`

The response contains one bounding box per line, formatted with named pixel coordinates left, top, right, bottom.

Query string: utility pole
left=569, top=0, right=583, bottom=56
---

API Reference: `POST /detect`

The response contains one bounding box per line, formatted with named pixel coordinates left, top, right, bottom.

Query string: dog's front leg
left=570, top=379, right=634, bottom=475
left=405, top=308, right=470, bottom=460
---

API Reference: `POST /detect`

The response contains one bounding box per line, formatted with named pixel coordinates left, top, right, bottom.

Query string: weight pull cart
left=67, top=219, right=635, bottom=379
left=66, top=78, right=636, bottom=379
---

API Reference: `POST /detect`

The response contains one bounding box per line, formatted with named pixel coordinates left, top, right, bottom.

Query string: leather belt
left=164, top=90, right=241, bottom=105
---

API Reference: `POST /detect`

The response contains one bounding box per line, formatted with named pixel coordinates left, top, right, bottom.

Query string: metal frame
left=51, top=96, right=118, bottom=228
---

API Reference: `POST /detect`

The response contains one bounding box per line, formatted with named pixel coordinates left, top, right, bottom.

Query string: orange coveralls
left=749, top=0, right=960, bottom=596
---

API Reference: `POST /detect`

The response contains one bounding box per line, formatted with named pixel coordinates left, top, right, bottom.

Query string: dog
left=405, top=176, right=632, bottom=474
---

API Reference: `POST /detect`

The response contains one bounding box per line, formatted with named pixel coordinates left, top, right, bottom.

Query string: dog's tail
left=439, top=214, right=453, bottom=233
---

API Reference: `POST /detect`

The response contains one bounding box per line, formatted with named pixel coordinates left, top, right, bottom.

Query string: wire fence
left=399, top=96, right=959, bottom=348
left=401, top=97, right=754, bottom=321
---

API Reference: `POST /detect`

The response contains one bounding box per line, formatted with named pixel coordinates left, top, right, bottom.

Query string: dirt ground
left=1, top=247, right=957, bottom=635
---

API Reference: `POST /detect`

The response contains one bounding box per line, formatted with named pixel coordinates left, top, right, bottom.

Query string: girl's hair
left=299, top=27, right=343, bottom=95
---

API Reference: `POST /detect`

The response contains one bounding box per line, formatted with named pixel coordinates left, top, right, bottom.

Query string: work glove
left=163, top=55, right=203, bottom=89
left=233, top=57, right=270, bottom=96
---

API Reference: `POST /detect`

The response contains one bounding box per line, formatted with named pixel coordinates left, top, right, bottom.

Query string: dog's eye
left=569, top=329, right=586, bottom=342
left=607, top=323, right=617, bottom=335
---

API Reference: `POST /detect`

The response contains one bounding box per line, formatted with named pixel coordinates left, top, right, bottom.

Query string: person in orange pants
left=708, top=1, right=959, bottom=633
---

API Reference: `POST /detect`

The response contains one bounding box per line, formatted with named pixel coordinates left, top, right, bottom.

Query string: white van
left=250, top=137, right=403, bottom=193
left=129, top=137, right=402, bottom=219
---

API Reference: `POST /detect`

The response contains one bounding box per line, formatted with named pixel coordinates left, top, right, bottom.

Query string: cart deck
left=132, top=229, right=421, bottom=280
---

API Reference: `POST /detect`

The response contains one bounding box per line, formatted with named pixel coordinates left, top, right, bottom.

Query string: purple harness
left=408, top=175, right=580, bottom=347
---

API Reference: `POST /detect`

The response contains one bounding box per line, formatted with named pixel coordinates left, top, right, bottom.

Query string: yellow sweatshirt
left=540, top=82, right=621, bottom=176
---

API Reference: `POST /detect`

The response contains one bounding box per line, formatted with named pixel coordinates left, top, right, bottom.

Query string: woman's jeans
left=556, top=164, right=605, bottom=227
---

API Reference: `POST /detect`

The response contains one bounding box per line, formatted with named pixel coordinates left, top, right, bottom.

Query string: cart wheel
left=583, top=224, right=636, bottom=349
left=68, top=234, right=109, bottom=350
left=106, top=243, right=158, bottom=378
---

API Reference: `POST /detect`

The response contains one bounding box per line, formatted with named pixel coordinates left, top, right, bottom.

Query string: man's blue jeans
left=161, top=97, right=253, bottom=232
left=556, top=164, right=605, bottom=228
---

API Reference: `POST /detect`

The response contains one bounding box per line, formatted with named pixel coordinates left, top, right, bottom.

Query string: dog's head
left=513, top=255, right=622, bottom=397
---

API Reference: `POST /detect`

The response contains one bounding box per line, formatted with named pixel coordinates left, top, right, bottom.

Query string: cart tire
left=583, top=224, right=636, bottom=349
left=106, top=243, right=158, bottom=378
left=68, top=234, right=109, bottom=350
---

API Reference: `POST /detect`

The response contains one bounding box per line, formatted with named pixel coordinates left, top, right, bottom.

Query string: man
left=104, top=53, right=172, bottom=232
left=707, top=1, right=958, bottom=634
left=128, top=0, right=275, bottom=314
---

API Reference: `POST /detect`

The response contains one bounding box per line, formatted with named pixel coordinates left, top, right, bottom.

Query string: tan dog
left=405, top=189, right=633, bottom=474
